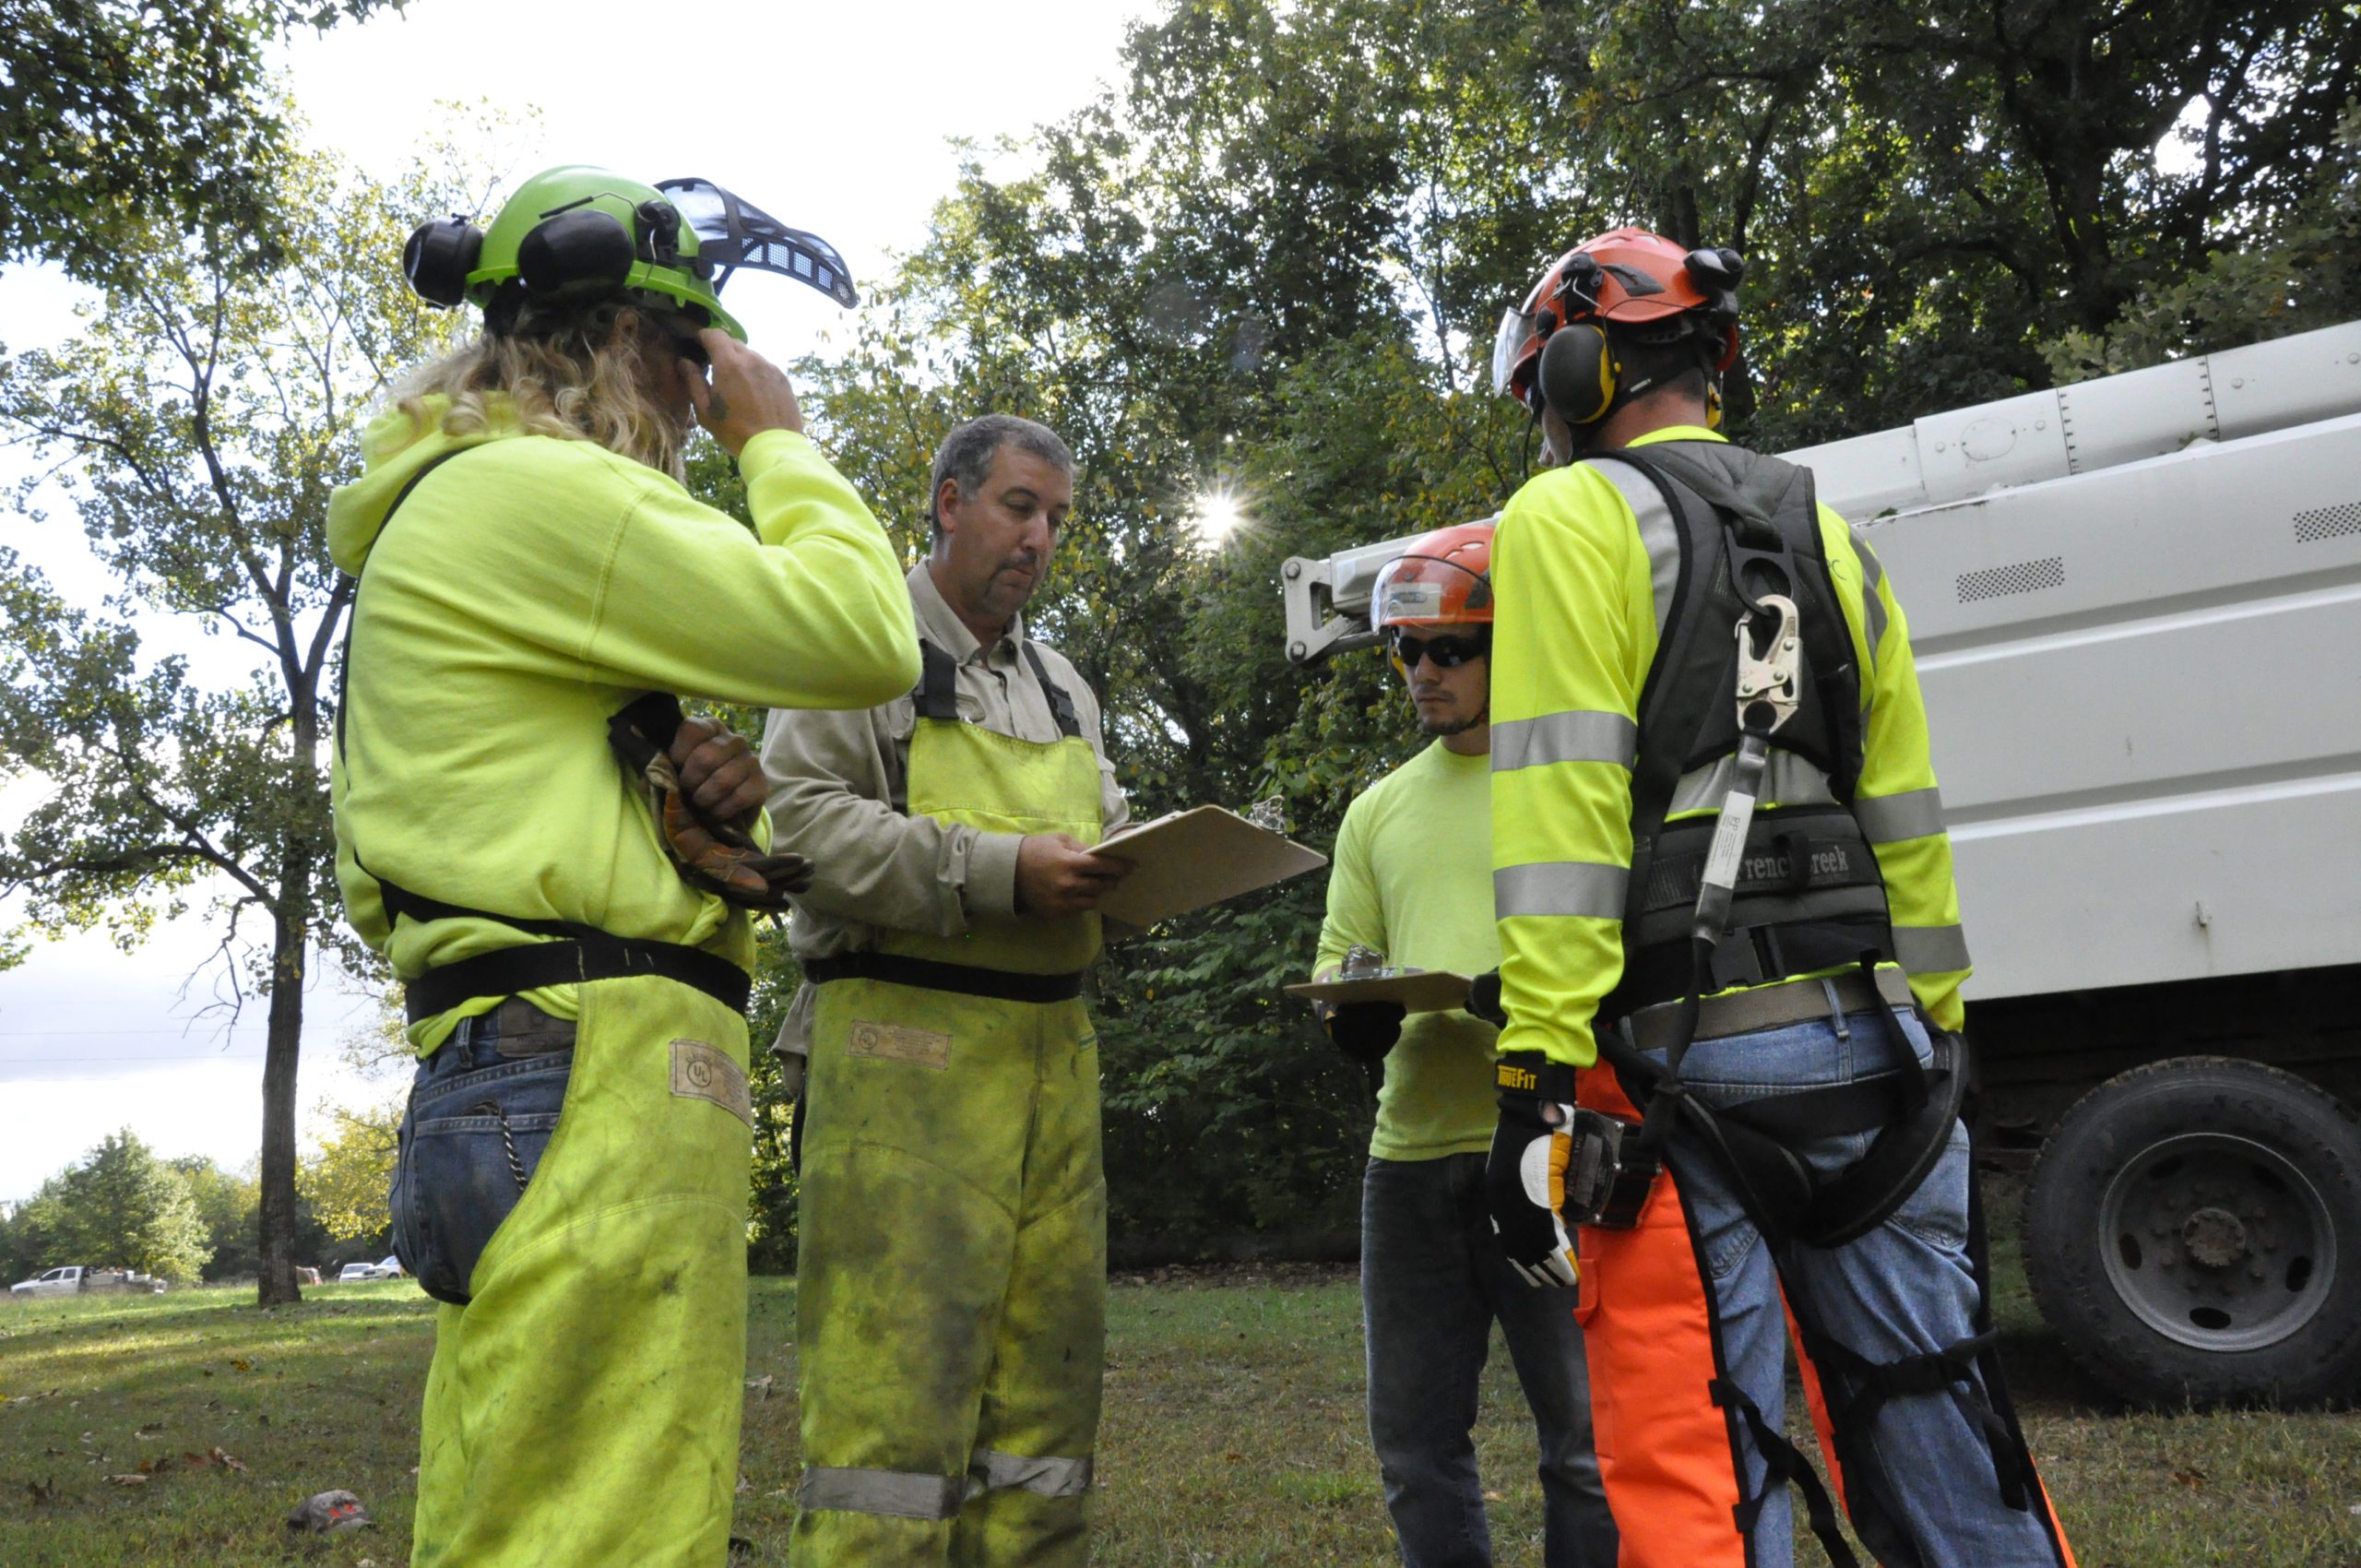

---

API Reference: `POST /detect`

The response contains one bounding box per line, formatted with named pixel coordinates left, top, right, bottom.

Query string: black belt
left=802, top=952, right=1085, bottom=1004
left=403, top=936, right=752, bottom=1025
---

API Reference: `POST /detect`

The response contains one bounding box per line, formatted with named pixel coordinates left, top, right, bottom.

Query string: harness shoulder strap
left=912, top=639, right=961, bottom=720
left=1019, top=642, right=1084, bottom=740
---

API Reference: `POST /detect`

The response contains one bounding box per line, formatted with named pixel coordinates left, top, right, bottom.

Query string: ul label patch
left=847, top=1019, right=953, bottom=1071
left=670, top=1038, right=753, bottom=1127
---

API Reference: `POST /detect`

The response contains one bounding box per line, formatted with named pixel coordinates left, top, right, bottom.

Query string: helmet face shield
left=1492, top=303, right=1540, bottom=401
left=1372, top=546, right=1493, bottom=631
left=656, top=178, right=860, bottom=310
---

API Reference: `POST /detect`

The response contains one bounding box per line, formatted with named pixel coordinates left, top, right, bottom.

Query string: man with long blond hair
left=328, top=165, right=919, bottom=1567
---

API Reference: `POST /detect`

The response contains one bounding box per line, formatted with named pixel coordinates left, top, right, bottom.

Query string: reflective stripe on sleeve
left=1495, top=861, right=1629, bottom=920
left=1853, top=532, right=1890, bottom=655
left=970, top=1449, right=1093, bottom=1498
left=798, top=1466, right=973, bottom=1520
left=1491, top=709, right=1638, bottom=773
left=1589, top=457, right=1682, bottom=637
left=1854, top=786, right=1947, bottom=844
left=1892, top=923, right=1971, bottom=976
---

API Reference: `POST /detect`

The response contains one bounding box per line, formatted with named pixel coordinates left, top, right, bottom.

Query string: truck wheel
left=2023, top=1057, right=2361, bottom=1408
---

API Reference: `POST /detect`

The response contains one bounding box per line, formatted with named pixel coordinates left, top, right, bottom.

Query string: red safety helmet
left=1371, top=519, right=1494, bottom=632
left=1491, top=227, right=1743, bottom=423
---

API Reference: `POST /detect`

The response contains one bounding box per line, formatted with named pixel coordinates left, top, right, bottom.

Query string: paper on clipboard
left=1086, top=805, right=1327, bottom=927
left=1285, top=969, right=1473, bottom=1014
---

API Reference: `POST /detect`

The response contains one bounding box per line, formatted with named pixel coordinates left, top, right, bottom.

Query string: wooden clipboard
left=1085, top=805, right=1327, bottom=927
left=1285, top=969, right=1474, bottom=1014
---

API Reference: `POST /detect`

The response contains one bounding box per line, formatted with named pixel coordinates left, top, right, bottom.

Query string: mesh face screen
left=656, top=178, right=859, bottom=309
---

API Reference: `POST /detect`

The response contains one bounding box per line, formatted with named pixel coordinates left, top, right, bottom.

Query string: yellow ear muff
left=1536, top=320, right=1617, bottom=425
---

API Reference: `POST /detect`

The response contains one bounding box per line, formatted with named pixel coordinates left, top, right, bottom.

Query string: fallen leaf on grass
left=228, top=1359, right=252, bottom=1372
left=744, top=1374, right=775, bottom=1396
left=1482, top=1490, right=1503, bottom=1502
left=27, top=1478, right=56, bottom=1505
left=2171, top=1467, right=2207, bottom=1489
left=182, top=1447, right=248, bottom=1474
left=104, top=1473, right=150, bottom=1486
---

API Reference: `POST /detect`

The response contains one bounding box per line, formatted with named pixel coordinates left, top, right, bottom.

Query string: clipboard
left=1285, top=969, right=1474, bottom=1014
left=1085, top=805, right=1327, bottom=927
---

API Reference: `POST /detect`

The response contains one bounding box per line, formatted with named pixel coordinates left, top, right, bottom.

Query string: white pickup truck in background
left=9, top=1265, right=168, bottom=1297
left=1280, top=320, right=2361, bottom=1409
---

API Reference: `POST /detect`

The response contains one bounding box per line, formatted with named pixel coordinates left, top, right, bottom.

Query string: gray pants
left=1362, top=1154, right=1619, bottom=1567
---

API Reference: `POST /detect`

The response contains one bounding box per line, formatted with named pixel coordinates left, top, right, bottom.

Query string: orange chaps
left=1571, top=1067, right=2076, bottom=1568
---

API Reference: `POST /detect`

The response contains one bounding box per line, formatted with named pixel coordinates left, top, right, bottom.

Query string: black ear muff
left=402, top=217, right=482, bottom=309
left=1537, top=320, right=1617, bottom=425
left=516, top=208, right=636, bottom=303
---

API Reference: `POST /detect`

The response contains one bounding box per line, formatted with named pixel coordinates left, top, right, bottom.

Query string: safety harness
left=1560, top=442, right=2047, bottom=1568
left=800, top=637, right=1093, bottom=1004
left=338, top=445, right=757, bottom=1027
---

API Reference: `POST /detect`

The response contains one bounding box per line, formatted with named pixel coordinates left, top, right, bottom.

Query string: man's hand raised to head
left=682, top=329, right=804, bottom=457
left=1014, top=833, right=1133, bottom=920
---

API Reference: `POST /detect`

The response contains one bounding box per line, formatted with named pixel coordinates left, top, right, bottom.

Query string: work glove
left=1467, top=968, right=1507, bottom=1028
left=1316, top=1000, right=1405, bottom=1066
left=608, top=695, right=813, bottom=910
left=1485, top=1051, right=1581, bottom=1289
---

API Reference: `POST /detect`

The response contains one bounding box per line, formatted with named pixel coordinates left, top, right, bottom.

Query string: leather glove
left=1317, top=1000, right=1405, bottom=1066
left=608, top=695, right=813, bottom=910
left=1485, top=1051, right=1580, bottom=1289
left=1468, top=968, right=1507, bottom=1028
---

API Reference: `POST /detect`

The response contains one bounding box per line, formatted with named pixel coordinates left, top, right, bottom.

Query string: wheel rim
left=2097, top=1132, right=2338, bottom=1353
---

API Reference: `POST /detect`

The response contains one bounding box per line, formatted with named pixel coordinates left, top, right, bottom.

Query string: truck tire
left=2023, top=1057, right=2361, bottom=1408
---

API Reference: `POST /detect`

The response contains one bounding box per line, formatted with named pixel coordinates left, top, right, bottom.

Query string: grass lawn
left=5, top=1220, right=2360, bottom=1565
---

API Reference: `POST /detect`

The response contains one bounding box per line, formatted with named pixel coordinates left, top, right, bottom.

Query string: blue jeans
left=389, top=1001, right=575, bottom=1305
left=1362, top=1154, right=1619, bottom=1567
left=1662, top=1005, right=2060, bottom=1568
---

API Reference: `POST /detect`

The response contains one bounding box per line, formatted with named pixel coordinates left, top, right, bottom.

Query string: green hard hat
left=403, top=164, right=860, bottom=342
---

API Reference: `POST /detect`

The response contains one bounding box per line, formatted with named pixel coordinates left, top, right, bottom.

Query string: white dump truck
left=1280, top=319, right=2361, bottom=1408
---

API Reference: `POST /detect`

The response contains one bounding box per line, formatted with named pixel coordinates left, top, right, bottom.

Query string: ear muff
left=515, top=208, right=636, bottom=303
left=1536, top=319, right=1617, bottom=425
left=402, top=217, right=482, bottom=309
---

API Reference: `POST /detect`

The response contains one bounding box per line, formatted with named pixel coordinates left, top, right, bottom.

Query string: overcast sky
left=0, top=0, right=1147, bottom=1203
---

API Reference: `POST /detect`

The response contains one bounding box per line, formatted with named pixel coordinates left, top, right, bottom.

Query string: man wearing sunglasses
left=1308, top=520, right=1617, bottom=1568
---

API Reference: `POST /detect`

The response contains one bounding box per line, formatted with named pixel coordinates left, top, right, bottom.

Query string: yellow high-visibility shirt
left=1489, top=427, right=1969, bottom=1069
left=327, top=398, right=921, bottom=1051
left=1312, top=740, right=1502, bottom=1160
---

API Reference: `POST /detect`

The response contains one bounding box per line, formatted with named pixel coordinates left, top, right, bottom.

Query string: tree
left=0, top=0, right=404, bottom=281
left=298, top=1098, right=399, bottom=1243
left=0, top=142, right=466, bottom=1303
left=19, top=1129, right=210, bottom=1280
left=171, top=1155, right=262, bottom=1281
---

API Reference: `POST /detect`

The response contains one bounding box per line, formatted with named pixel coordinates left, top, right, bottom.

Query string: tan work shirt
left=762, top=562, right=1128, bottom=1055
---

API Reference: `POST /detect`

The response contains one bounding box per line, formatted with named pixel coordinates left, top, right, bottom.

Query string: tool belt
left=802, top=951, right=1084, bottom=1004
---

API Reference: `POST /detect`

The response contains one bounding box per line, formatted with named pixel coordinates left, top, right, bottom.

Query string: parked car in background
left=335, top=1260, right=402, bottom=1282
left=9, top=1265, right=167, bottom=1297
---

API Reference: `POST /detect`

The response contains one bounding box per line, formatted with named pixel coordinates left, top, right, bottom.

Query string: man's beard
left=1418, top=702, right=1488, bottom=738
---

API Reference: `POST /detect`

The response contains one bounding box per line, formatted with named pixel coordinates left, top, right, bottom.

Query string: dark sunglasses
left=1390, top=630, right=1489, bottom=670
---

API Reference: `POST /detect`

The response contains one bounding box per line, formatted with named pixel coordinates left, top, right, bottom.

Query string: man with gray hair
left=762, top=413, right=1133, bottom=1566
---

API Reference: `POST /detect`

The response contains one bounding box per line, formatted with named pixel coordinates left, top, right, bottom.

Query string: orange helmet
left=1372, top=520, right=1494, bottom=631
left=1492, top=227, right=1743, bottom=418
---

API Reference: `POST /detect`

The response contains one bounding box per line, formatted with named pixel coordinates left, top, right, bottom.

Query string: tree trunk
left=255, top=895, right=307, bottom=1307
